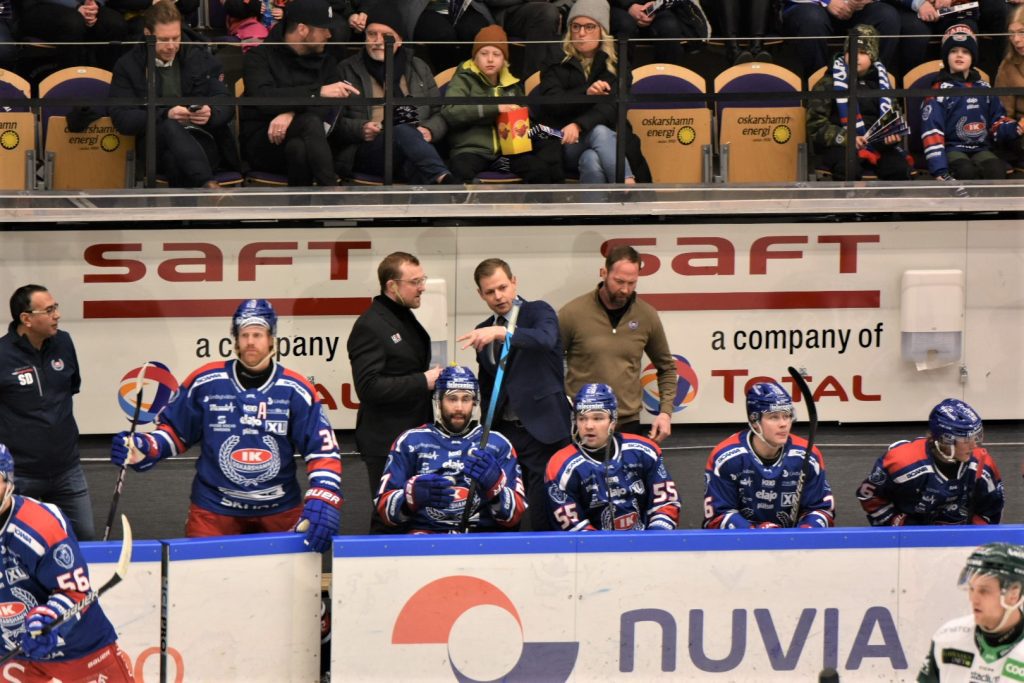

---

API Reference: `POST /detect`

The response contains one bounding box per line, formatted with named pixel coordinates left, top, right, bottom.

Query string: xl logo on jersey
left=781, top=492, right=798, bottom=508
left=265, top=420, right=287, bottom=435
left=393, top=576, right=578, bottom=682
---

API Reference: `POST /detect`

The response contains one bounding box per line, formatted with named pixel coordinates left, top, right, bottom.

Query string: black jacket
left=0, top=323, right=81, bottom=477
left=240, top=22, right=342, bottom=144
left=109, top=37, right=241, bottom=171
left=532, top=51, right=651, bottom=182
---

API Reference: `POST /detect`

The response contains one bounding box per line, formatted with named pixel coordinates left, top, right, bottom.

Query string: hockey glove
left=889, top=513, right=908, bottom=526
left=464, top=445, right=506, bottom=501
left=21, top=604, right=74, bottom=660
left=647, top=518, right=675, bottom=530
left=110, top=431, right=159, bottom=472
left=754, top=521, right=782, bottom=529
left=297, top=488, right=342, bottom=553
left=404, top=474, right=454, bottom=511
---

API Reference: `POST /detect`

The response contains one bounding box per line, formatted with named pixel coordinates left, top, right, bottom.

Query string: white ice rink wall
left=1, top=216, right=1021, bottom=431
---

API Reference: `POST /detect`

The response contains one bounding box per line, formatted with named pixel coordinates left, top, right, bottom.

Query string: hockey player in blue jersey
left=110, top=299, right=343, bottom=552
left=375, top=365, right=526, bottom=533
left=0, top=443, right=134, bottom=682
left=703, top=382, right=834, bottom=529
left=545, top=383, right=680, bottom=532
left=857, top=398, right=1003, bottom=526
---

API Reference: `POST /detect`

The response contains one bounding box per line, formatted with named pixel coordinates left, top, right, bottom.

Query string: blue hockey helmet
left=929, top=398, right=983, bottom=444
left=746, top=382, right=794, bottom=424
left=231, top=299, right=277, bottom=338
left=0, top=443, right=12, bottom=483
left=573, top=383, right=618, bottom=421
left=435, top=365, right=480, bottom=402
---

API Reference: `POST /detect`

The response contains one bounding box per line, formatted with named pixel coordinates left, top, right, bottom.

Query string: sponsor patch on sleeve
left=940, top=648, right=974, bottom=668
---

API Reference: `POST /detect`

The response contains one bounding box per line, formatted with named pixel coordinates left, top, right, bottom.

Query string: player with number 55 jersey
left=109, top=300, right=343, bottom=552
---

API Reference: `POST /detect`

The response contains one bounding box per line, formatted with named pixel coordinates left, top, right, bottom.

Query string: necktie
left=491, top=316, right=507, bottom=363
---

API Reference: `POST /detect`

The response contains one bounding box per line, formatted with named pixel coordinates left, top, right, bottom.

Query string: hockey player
left=0, top=442, right=134, bottom=681
left=857, top=398, right=1002, bottom=526
left=703, top=382, right=835, bottom=529
left=919, top=542, right=1024, bottom=682
left=109, top=299, right=342, bottom=552
left=374, top=365, right=526, bottom=533
left=545, top=383, right=680, bottom=532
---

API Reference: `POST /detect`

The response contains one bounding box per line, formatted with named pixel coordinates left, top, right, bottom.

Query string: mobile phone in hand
left=187, top=104, right=202, bottom=112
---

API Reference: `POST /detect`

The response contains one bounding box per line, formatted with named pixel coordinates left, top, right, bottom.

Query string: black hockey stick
left=103, top=363, right=148, bottom=541
left=787, top=366, right=818, bottom=527
left=0, top=515, right=132, bottom=666
left=459, top=300, right=522, bottom=533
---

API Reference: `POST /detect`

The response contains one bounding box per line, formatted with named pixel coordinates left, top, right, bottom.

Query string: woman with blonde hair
left=995, top=5, right=1024, bottom=167
left=530, top=0, right=650, bottom=184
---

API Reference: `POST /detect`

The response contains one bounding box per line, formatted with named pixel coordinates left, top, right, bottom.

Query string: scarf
left=832, top=53, right=892, bottom=139
left=361, top=46, right=410, bottom=96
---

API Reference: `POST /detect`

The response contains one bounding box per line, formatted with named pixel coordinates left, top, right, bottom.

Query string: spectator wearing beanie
left=441, top=24, right=557, bottom=183
left=335, top=1, right=456, bottom=184
left=530, top=0, right=651, bottom=184
left=922, top=24, right=1022, bottom=180
left=806, top=24, right=911, bottom=181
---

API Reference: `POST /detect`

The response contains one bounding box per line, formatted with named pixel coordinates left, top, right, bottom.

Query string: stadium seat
left=713, top=62, right=807, bottom=183
left=628, top=63, right=712, bottom=184
left=39, top=67, right=135, bottom=190
left=0, top=70, right=37, bottom=190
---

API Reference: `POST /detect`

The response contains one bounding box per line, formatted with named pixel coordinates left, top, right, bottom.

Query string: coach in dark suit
left=458, top=258, right=571, bottom=531
left=348, top=251, right=441, bottom=531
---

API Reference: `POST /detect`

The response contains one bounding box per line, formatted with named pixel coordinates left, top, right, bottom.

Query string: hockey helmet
left=958, top=543, right=1024, bottom=595
left=0, top=443, right=12, bottom=483
left=573, top=383, right=617, bottom=421
left=746, top=382, right=794, bottom=424
left=929, top=398, right=983, bottom=445
left=434, top=365, right=479, bottom=402
left=231, top=299, right=277, bottom=338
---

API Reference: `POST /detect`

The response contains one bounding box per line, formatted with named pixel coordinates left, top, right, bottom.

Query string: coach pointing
left=559, top=245, right=677, bottom=442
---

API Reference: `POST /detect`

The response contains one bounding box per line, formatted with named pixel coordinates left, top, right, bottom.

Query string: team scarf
left=831, top=52, right=892, bottom=139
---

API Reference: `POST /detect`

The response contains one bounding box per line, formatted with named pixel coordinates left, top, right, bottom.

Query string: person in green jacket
left=441, top=25, right=557, bottom=183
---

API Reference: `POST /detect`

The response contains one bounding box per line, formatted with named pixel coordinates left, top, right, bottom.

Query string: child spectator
left=807, top=24, right=911, bottom=180
left=441, top=25, right=555, bottom=183
left=995, top=5, right=1024, bottom=169
left=922, top=24, right=1022, bottom=180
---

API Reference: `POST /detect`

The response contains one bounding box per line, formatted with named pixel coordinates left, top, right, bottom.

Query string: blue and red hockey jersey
left=544, top=433, right=680, bottom=531
left=375, top=422, right=526, bottom=532
left=703, top=430, right=835, bottom=529
left=856, top=437, right=1003, bottom=525
left=0, top=497, right=117, bottom=661
left=143, top=359, right=342, bottom=516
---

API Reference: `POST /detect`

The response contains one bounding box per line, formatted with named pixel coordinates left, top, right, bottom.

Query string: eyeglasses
left=394, top=277, right=428, bottom=287
left=569, top=22, right=600, bottom=34
left=27, top=303, right=59, bottom=316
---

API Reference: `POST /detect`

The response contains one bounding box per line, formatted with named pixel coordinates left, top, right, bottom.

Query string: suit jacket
left=347, top=295, right=433, bottom=461
left=475, top=297, right=571, bottom=445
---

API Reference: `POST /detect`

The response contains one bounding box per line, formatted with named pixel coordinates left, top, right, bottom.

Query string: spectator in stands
left=109, top=0, right=198, bottom=38
left=481, top=0, right=562, bottom=78
left=610, top=0, right=711, bottom=67
left=0, top=0, right=16, bottom=69
left=110, top=2, right=240, bottom=189
left=531, top=0, right=651, bottom=183
left=922, top=24, right=1021, bottom=179
left=441, top=25, right=556, bottom=182
left=715, top=0, right=772, bottom=64
left=995, top=5, right=1024, bottom=168
left=334, top=2, right=455, bottom=183
left=807, top=24, right=911, bottom=179
left=886, top=0, right=981, bottom=76
left=413, top=0, right=491, bottom=73
left=223, top=0, right=355, bottom=50
left=20, top=0, right=130, bottom=69
left=240, top=0, right=360, bottom=186
left=782, top=0, right=900, bottom=78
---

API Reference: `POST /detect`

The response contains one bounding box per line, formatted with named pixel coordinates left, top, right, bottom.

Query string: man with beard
left=374, top=365, right=526, bottom=534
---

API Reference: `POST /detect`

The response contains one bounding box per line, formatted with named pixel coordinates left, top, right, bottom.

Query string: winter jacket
left=441, top=59, right=522, bottom=159
left=807, top=63, right=895, bottom=151
left=995, top=54, right=1024, bottom=120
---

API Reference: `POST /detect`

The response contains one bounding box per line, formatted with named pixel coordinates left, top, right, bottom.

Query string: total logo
left=117, top=361, right=180, bottom=424
left=641, top=354, right=698, bottom=415
left=392, top=576, right=578, bottom=681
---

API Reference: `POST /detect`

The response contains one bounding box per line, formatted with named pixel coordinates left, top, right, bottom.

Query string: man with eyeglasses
left=348, top=251, right=442, bottom=532
left=0, top=284, right=95, bottom=541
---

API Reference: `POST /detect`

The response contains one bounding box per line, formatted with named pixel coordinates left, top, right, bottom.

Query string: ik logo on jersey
left=392, top=576, right=578, bottom=682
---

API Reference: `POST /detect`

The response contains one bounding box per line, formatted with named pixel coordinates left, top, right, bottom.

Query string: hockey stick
left=103, top=363, right=148, bottom=541
left=787, top=366, right=818, bottom=527
left=0, top=515, right=132, bottom=666
left=458, top=300, right=522, bottom=533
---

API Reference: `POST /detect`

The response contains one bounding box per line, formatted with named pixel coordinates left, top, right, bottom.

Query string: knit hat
left=365, top=1, right=407, bottom=39
left=941, top=24, right=978, bottom=70
left=844, top=24, right=879, bottom=63
left=286, top=0, right=333, bottom=29
left=473, top=25, right=509, bottom=60
left=567, top=0, right=610, bottom=35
